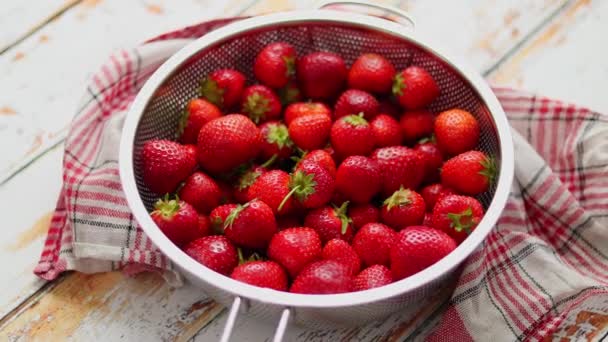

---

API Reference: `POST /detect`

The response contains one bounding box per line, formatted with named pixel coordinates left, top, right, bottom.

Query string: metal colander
left=119, top=1, right=514, bottom=340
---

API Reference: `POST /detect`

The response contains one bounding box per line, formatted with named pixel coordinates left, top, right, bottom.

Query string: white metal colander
left=119, top=1, right=514, bottom=340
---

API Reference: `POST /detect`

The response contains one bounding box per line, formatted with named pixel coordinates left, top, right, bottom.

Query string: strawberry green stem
left=154, top=195, right=180, bottom=219
left=333, top=201, right=351, bottom=235
left=224, top=202, right=249, bottom=230
left=278, top=185, right=299, bottom=212
left=383, top=186, right=412, bottom=211
left=260, top=154, right=278, bottom=169
left=447, top=207, right=476, bottom=234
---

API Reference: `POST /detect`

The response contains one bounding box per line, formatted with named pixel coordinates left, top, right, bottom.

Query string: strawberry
left=185, top=235, right=238, bottom=275
left=348, top=204, right=380, bottom=230
left=253, top=42, right=296, bottom=89
left=423, top=212, right=433, bottom=227
left=200, top=69, right=246, bottom=109
left=371, top=146, right=425, bottom=196
left=222, top=199, right=277, bottom=249
left=297, top=149, right=336, bottom=178
left=278, top=81, right=302, bottom=106
left=197, top=114, right=261, bottom=174
left=297, top=51, right=347, bottom=100
left=178, top=99, right=222, bottom=144
left=391, top=226, right=456, bottom=280
left=303, top=202, right=354, bottom=243
left=141, top=139, right=197, bottom=195
left=241, top=85, right=282, bottom=123
left=259, top=121, right=293, bottom=160
left=268, top=227, right=322, bottom=277
left=381, top=187, right=426, bottom=230
left=434, top=109, right=480, bottom=156
left=288, top=113, right=332, bottom=151
left=420, top=183, right=456, bottom=212
left=179, top=172, right=222, bottom=214
left=276, top=215, right=302, bottom=230
left=290, top=260, right=352, bottom=294
left=431, top=195, right=484, bottom=243
left=282, top=162, right=334, bottom=210
left=234, top=165, right=265, bottom=203
left=217, top=180, right=235, bottom=204
left=322, top=239, right=361, bottom=276
left=335, top=156, right=381, bottom=204
left=348, top=53, right=396, bottom=94
left=378, top=99, right=401, bottom=118
left=352, top=223, right=396, bottom=267
left=284, top=102, right=331, bottom=126
left=352, top=265, right=393, bottom=291
left=334, top=89, right=379, bottom=120
left=151, top=196, right=201, bottom=246
left=414, top=141, right=443, bottom=183
left=370, top=114, right=402, bottom=147
left=197, top=215, right=212, bottom=237
left=231, top=260, right=288, bottom=291
left=400, top=110, right=435, bottom=142
left=330, top=114, right=375, bottom=158
left=248, top=170, right=294, bottom=215
left=441, top=151, right=496, bottom=195
left=392, top=66, right=439, bottom=110
left=209, top=204, right=238, bottom=233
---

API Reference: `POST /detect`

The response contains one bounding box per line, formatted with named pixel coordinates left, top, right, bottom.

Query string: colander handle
left=315, top=0, right=415, bottom=29
left=219, top=296, right=291, bottom=342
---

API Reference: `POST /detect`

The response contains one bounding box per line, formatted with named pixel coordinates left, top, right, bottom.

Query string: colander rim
left=119, top=9, right=514, bottom=308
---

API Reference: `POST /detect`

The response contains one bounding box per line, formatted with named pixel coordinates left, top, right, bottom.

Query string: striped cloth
left=34, top=18, right=608, bottom=341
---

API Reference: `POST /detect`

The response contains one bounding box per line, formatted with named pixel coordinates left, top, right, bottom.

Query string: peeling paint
left=12, top=52, right=25, bottom=62
left=7, top=212, right=53, bottom=251
left=25, top=133, right=44, bottom=156
left=145, top=4, right=164, bottom=15
left=39, top=35, right=50, bottom=43
left=0, top=106, right=17, bottom=116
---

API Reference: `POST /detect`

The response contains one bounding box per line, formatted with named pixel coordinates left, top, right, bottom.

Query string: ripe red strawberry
left=179, top=172, right=222, bottom=214
left=234, top=165, right=265, bottom=203
left=400, top=110, right=435, bottom=142
left=322, top=239, right=361, bottom=276
left=290, top=260, right=352, bottom=294
left=185, top=236, right=238, bottom=275
left=259, top=121, right=293, bottom=160
left=391, top=226, right=456, bottom=280
left=304, top=202, right=354, bottom=243
left=330, top=114, right=375, bottom=158
left=288, top=113, right=332, bottom=151
left=197, top=114, right=261, bottom=174
left=431, top=195, right=484, bottom=243
left=241, top=85, right=282, bottom=123
left=381, top=188, right=426, bottom=230
left=200, top=69, right=246, bottom=109
left=209, top=204, right=238, bottom=233
left=248, top=170, right=294, bottom=215
left=178, top=99, right=222, bottom=144
left=352, top=223, right=396, bottom=267
left=151, top=197, right=201, bottom=246
left=276, top=215, right=302, bottom=230
left=335, top=156, right=381, bottom=204
left=142, top=139, right=197, bottom=195
left=197, top=215, right=211, bottom=237
left=348, top=53, right=396, bottom=94
left=348, top=204, right=380, bottom=230
left=231, top=260, right=288, bottom=291
left=297, top=149, right=336, bottom=178
left=423, top=212, right=433, bottom=227
left=434, top=109, right=480, bottom=156
left=352, top=265, right=393, bottom=291
left=278, top=81, right=302, bottom=106
left=392, top=66, right=439, bottom=110
left=222, top=199, right=277, bottom=249
left=370, top=114, right=402, bottom=147
left=297, top=51, right=347, bottom=100
left=268, top=227, right=322, bottom=277
left=253, top=42, right=296, bottom=89
left=442, top=151, right=496, bottom=195
left=420, top=183, right=456, bottom=212
left=371, top=146, right=425, bottom=196
left=334, top=89, right=379, bottom=120
left=284, top=102, right=331, bottom=126
left=282, top=162, right=334, bottom=210
left=414, top=141, right=443, bottom=183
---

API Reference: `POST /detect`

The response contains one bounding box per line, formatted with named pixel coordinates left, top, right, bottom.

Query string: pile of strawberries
left=141, top=42, right=496, bottom=294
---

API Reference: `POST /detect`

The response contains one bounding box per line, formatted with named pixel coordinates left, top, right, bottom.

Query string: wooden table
left=1, top=0, right=606, bottom=340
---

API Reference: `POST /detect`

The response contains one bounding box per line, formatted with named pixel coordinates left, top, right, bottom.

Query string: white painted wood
left=0, top=0, right=72, bottom=52
left=490, top=0, right=608, bottom=113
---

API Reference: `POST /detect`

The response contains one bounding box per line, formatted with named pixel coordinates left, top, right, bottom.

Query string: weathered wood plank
left=489, top=0, right=608, bottom=112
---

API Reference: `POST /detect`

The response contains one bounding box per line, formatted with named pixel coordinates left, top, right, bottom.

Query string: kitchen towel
left=34, top=18, right=608, bottom=341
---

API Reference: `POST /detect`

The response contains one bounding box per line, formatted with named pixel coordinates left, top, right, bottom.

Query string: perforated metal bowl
left=119, top=2, right=514, bottom=340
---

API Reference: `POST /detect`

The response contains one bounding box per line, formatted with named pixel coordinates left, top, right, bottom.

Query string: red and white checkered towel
left=34, top=18, right=608, bottom=341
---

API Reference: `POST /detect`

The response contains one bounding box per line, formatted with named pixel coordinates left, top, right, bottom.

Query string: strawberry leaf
left=176, top=108, right=189, bottom=139
left=344, top=113, right=369, bottom=126
left=383, top=187, right=412, bottom=211
left=447, top=207, right=475, bottom=234
left=200, top=78, right=224, bottom=107
left=479, top=155, right=497, bottom=185
left=266, top=123, right=293, bottom=149
left=392, top=73, right=405, bottom=96
left=243, top=91, right=270, bottom=124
